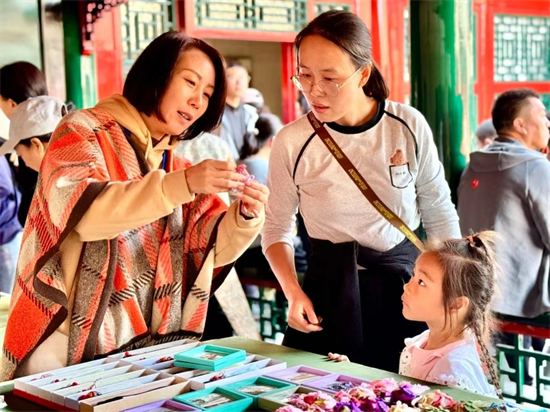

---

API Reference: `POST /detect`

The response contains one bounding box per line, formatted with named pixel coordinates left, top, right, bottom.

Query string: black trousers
left=283, top=237, right=427, bottom=373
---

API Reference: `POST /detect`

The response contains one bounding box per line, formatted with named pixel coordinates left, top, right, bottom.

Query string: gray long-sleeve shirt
left=262, top=100, right=461, bottom=254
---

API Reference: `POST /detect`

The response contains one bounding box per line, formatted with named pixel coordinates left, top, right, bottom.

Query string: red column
left=94, top=7, right=124, bottom=100
left=281, top=43, right=296, bottom=124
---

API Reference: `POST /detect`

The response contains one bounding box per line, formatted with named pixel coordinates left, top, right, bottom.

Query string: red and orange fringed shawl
left=1, top=108, right=231, bottom=380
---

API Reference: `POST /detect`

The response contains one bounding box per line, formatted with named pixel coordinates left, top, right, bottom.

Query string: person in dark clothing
left=0, top=62, right=48, bottom=225
left=215, top=61, right=258, bottom=161
left=0, top=156, right=22, bottom=293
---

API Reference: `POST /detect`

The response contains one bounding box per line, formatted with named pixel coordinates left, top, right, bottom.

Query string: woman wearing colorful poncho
left=1, top=32, right=268, bottom=380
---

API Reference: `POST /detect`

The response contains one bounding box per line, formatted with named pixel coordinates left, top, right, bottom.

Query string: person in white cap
left=0, top=96, right=65, bottom=293
left=0, top=96, right=67, bottom=172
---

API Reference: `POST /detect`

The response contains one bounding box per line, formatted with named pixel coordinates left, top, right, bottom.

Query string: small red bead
left=472, top=179, right=479, bottom=189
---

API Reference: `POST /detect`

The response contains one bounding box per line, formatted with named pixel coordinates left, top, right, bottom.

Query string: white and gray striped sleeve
left=261, top=127, right=300, bottom=254
left=415, top=113, right=461, bottom=240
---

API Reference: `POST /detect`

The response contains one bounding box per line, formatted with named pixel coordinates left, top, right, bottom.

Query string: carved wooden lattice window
left=314, top=2, right=351, bottom=16
left=121, top=0, right=175, bottom=75
left=494, top=14, right=550, bottom=82
left=194, top=0, right=308, bottom=32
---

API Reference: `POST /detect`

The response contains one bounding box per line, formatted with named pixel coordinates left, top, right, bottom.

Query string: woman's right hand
left=185, top=160, right=244, bottom=194
left=287, top=288, right=323, bottom=334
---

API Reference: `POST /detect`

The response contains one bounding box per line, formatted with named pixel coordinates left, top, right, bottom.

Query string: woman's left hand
left=236, top=181, right=269, bottom=218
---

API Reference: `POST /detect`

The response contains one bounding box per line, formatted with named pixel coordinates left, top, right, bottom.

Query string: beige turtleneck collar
left=95, top=94, right=179, bottom=170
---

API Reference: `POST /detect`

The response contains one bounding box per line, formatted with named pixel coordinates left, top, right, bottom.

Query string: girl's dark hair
left=123, top=31, right=227, bottom=141
left=17, top=133, right=52, bottom=147
left=427, top=231, right=502, bottom=397
left=240, top=113, right=282, bottom=160
left=0, top=62, right=48, bottom=103
left=294, top=10, right=389, bottom=101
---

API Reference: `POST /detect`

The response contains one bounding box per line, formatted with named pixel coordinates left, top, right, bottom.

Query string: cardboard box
left=41, top=364, right=137, bottom=403
left=264, top=365, right=333, bottom=385
left=304, top=373, right=370, bottom=393
left=121, top=399, right=199, bottom=411
left=116, top=341, right=200, bottom=364
left=185, top=356, right=287, bottom=390
left=64, top=370, right=172, bottom=410
left=107, top=339, right=199, bottom=361
left=174, top=386, right=253, bottom=411
left=223, top=376, right=295, bottom=408
left=14, top=358, right=119, bottom=394
left=50, top=366, right=146, bottom=405
left=65, top=370, right=171, bottom=410
left=80, top=378, right=190, bottom=412
left=174, top=345, right=246, bottom=372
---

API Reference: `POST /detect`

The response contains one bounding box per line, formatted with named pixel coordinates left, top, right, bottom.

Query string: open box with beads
left=121, top=399, right=199, bottom=412
left=111, top=341, right=201, bottom=364
left=263, top=365, right=333, bottom=385
left=79, top=376, right=190, bottom=412
left=180, top=355, right=287, bottom=390
left=15, top=358, right=121, bottom=396
left=174, top=386, right=253, bottom=412
left=303, top=373, right=370, bottom=394
left=64, top=371, right=175, bottom=410
left=106, top=339, right=199, bottom=361
left=49, top=365, right=147, bottom=406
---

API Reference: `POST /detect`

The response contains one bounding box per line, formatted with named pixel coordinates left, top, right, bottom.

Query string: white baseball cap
left=0, top=96, right=67, bottom=157
left=241, top=88, right=264, bottom=107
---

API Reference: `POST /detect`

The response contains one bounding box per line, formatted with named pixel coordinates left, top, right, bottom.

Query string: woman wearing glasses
left=262, top=10, right=460, bottom=371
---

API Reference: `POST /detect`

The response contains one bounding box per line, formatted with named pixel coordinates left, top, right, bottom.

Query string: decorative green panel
left=315, top=2, right=351, bottom=16
left=121, top=0, right=176, bottom=76
left=497, top=336, right=550, bottom=408
left=494, top=15, right=550, bottom=82
left=246, top=287, right=288, bottom=342
left=194, top=0, right=307, bottom=32
left=541, top=93, right=550, bottom=111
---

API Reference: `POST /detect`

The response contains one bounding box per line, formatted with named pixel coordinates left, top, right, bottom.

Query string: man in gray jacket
left=458, top=89, right=550, bottom=319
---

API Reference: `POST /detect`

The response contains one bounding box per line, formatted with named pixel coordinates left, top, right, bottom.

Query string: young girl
left=399, top=231, right=501, bottom=397
left=330, top=232, right=501, bottom=397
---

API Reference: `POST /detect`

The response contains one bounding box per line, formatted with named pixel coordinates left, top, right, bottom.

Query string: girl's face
left=145, top=48, right=216, bottom=138
left=402, top=252, right=446, bottom=326
left=297, top=35, right=368, bottom=125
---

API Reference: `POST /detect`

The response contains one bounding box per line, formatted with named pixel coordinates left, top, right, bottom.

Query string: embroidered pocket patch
left=389, top=163, right=413, bottom=189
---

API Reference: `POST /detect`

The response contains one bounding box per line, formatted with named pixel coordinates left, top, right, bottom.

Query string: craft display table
left=0, top=337, right=499, bottom=411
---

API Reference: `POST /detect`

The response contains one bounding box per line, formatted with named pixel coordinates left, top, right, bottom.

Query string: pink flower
left=430, top=390, right=457, bottom=408
left=413, top=390, right=457, bottom=409
left=371, top=378, right=399, bottom=395
left=276, top=406, right=303, bottom=412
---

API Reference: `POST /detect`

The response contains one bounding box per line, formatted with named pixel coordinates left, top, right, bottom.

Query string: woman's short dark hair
left=17, top=133, right=52, bottom=147
left=294, top=10, right=389, bottom=101
left=123, top=31, right=227, bottom=141
left=0, top=62, right=48, bottom=103
left=491, top=89, right=539, bottom=133
left=240, top=113, right=282, bottom=160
